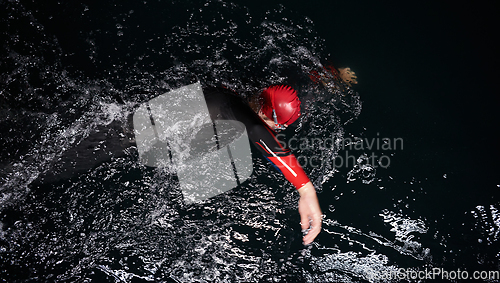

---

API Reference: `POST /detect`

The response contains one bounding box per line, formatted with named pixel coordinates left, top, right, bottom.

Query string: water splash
left=0, top=1, right=371, bottom=282
left=472, top=205, right=500, bottom=245
left=303, top=217, right=430, bottom=282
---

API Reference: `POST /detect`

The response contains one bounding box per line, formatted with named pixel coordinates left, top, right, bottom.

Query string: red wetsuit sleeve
left=267, top=155, right=310, bottom=190
left=251, top=127, right=311, bottom=190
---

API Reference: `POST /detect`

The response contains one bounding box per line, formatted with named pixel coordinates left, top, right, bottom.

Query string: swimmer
left=204, top=85, right=322, bottom=245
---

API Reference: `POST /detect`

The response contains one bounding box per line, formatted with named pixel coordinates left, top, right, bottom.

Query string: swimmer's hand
left=338, top=67, right=358, bottom=86
left=298, top=182, right=322, bottom=245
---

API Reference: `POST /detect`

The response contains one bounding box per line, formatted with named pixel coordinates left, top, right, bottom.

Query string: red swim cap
left=260, top=85, right=301, bottom=126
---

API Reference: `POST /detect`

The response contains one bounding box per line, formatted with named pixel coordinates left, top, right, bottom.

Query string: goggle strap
left=271, top=88, right=286, bottom=130
left=272, top=109, right=279, bottom=125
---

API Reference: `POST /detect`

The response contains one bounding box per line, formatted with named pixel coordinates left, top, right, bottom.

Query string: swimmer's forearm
left=297, top=181, right=315, bottom=196
left=297, top=181, right=323, bottom=245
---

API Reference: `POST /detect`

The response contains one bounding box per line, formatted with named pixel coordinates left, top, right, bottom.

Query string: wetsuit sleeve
left=248, top=123, right=310, bottom=190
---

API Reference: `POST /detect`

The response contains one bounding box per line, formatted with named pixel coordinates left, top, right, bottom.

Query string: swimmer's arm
left=297, top=182, right=322, bottom=245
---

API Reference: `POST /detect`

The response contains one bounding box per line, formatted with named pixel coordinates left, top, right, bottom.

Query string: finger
left=303, top=236, right=313, bottom=245
left=300, top=214, right=310, bottom=231
left=303, top=216, right=322, bottom=245
left=303, top=224, right=320, bottom=245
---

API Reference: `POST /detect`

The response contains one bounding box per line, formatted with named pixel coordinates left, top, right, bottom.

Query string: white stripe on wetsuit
left=259, top=139, right=298, bottom=177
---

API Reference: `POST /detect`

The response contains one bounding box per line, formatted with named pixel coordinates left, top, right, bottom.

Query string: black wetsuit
left=203, top=87, right=310, bottom=189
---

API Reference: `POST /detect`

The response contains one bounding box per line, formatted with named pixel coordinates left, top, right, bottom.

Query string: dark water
left=1, top=0, right=499, bottom=282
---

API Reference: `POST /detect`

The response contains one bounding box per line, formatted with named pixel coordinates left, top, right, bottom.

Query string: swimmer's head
left=258, top=85, right=301, bottom=131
